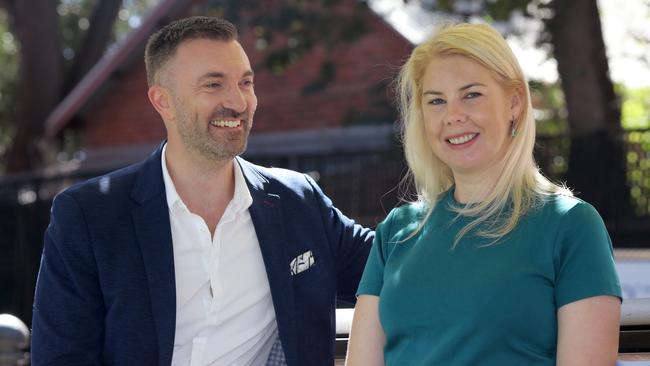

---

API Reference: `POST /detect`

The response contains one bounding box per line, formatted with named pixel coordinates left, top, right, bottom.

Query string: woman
left=346, top=23, right=621, bottom=365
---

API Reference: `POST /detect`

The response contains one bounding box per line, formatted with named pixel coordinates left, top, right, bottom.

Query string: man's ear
left=147, top=85, right=174, bottom=121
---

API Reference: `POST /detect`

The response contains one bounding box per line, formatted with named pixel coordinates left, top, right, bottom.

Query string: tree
left=546, top=0, right=631, bottom=219
left=0, top=0, right=130, bottom=173
left=0, top=0, right=63, bottom=173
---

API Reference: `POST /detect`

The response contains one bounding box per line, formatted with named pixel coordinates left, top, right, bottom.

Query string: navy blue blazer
left=31, top=145, right=374, bottom=366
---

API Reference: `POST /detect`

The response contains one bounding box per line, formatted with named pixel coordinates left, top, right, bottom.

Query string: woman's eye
left=465, top=92, right=482, bottom=99
left=428, top=98, right=445, bottom=105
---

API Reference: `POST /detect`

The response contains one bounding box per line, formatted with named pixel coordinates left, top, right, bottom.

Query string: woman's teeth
left=448, top=133, right=477, bottom=145
left=210, top=120, right=241, bottom=128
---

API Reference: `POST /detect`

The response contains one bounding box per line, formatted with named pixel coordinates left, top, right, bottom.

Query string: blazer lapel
left=239, top=158, right=298, bottom=365
left=131, top=146, right=176, bottom=366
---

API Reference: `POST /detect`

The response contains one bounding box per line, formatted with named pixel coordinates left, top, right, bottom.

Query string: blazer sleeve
left=303, top=174, right=375, bottom=304
left=31, top=192, right=105, bottom=366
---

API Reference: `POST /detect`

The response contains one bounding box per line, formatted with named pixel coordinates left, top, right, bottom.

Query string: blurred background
left=0, top=0, right=648, bottom=350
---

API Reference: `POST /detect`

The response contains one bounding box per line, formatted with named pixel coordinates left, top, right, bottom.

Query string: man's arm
left=31, top=192, right=105, bottom=366
left=303, top=174, right=374, bottom=304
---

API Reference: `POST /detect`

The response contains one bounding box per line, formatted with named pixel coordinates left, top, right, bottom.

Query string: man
left=31, top=16, right=373, bottom=366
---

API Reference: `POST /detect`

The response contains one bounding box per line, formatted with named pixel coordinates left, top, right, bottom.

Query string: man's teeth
left=448, top=133, right=477, bottom=145
left=210, top=120, right=241, bottom=128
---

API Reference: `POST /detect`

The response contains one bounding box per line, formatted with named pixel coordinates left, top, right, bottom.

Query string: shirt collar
left=161, top=144, right=253, bottom=215
left=161, top=144, right=184, bottom=213
left=231, top=158, right=253, bottom=214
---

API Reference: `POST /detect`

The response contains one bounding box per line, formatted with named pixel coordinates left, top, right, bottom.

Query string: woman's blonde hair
left=397, top=22, right=570, bottom=245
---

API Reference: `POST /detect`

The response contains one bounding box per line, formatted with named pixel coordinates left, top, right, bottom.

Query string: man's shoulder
left=238, top=158, right=314, bottom=189
left=60, top=159, right=147, bottom=202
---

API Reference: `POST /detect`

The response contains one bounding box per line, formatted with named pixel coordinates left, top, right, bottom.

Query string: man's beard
left=175, top=107, right=252, bottom=162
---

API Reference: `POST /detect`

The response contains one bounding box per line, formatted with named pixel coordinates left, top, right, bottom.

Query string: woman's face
left=420, top=55, right=519, bottom=179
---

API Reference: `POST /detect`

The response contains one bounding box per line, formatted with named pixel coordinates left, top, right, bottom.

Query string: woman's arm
left=346, top=295, right=386, bottom=366
left=556, top=295, right=621, bottom=366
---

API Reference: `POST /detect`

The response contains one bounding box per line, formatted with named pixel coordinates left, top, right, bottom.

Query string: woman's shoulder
left=385, top=201, right=428, bottom=223
left=536, top=193, right=603, bottom=225
left=375, top=202, right=428, bottom=242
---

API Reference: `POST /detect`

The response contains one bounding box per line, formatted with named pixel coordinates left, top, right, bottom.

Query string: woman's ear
left=510, top=87, right=524, bottom=120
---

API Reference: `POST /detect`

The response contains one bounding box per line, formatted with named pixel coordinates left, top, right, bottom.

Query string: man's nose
left=222, top=85, right=247, bottom=112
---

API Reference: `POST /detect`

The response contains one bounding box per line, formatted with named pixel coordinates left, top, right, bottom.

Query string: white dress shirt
left=162, top=145, right=278, bottom=366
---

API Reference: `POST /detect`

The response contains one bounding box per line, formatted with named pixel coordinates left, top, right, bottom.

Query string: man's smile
left=209, top=119, right=242, bottom=128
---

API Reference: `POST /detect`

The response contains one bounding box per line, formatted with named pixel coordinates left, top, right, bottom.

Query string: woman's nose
left=444, top=100, right=465, bottom=125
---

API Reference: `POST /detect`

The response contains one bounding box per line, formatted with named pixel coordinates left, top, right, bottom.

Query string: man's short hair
left=144, top=16, right=239, bottom=86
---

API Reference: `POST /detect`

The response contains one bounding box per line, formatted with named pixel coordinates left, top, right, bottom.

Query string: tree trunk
left=65, top=0, right=124, bottom=94
left=5, top=0, right=62, bottom=173
left=547, top=0, right=631, bottom=222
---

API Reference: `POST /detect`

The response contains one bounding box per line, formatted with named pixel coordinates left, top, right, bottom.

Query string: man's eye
left=206, top=83, right=222, bottom=88
left=428, top=98, right=445, bottom=105
left=241, top=80, right=254, bottom=87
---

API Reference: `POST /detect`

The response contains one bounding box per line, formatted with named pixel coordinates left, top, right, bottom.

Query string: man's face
left=162, top=38, right=257, bottom=162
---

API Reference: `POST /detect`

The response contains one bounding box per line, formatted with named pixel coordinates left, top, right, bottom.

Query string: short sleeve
left=554, top=202, right=622, bottom=308
left=356, top=214, right=393, bottom=297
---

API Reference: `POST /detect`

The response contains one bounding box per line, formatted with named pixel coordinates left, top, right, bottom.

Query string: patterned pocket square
left=290, top=250, right=316, bottom=275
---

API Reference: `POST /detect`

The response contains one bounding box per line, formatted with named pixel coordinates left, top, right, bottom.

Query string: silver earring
left=510, top=117, right=517, bottom=137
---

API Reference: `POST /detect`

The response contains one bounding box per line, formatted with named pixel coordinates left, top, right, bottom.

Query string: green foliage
left=484, top=0, right=530, bottom=20
left=528, top=80, right=568, bottom=136
left=414, top=0, right=550, bottom=25
left=618, top=85, right=650, bottom=129
left=205, top=0, right=368, bottom=76
left=531, top=81, right=650, bottom=215
left=57, top=0, right=98, bottom=70
left=58, top=0, right=155, bottom=72
left=529, top=81, right=570, bottom=179
left=112, top=0, right=162, bottom=43
left=0, top=10, right=18, bottom=158
left=624, top=130, right=650, bottom=215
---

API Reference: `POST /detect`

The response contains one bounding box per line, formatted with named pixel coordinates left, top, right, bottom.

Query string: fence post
left=0, top=314, right=30, bottom=365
